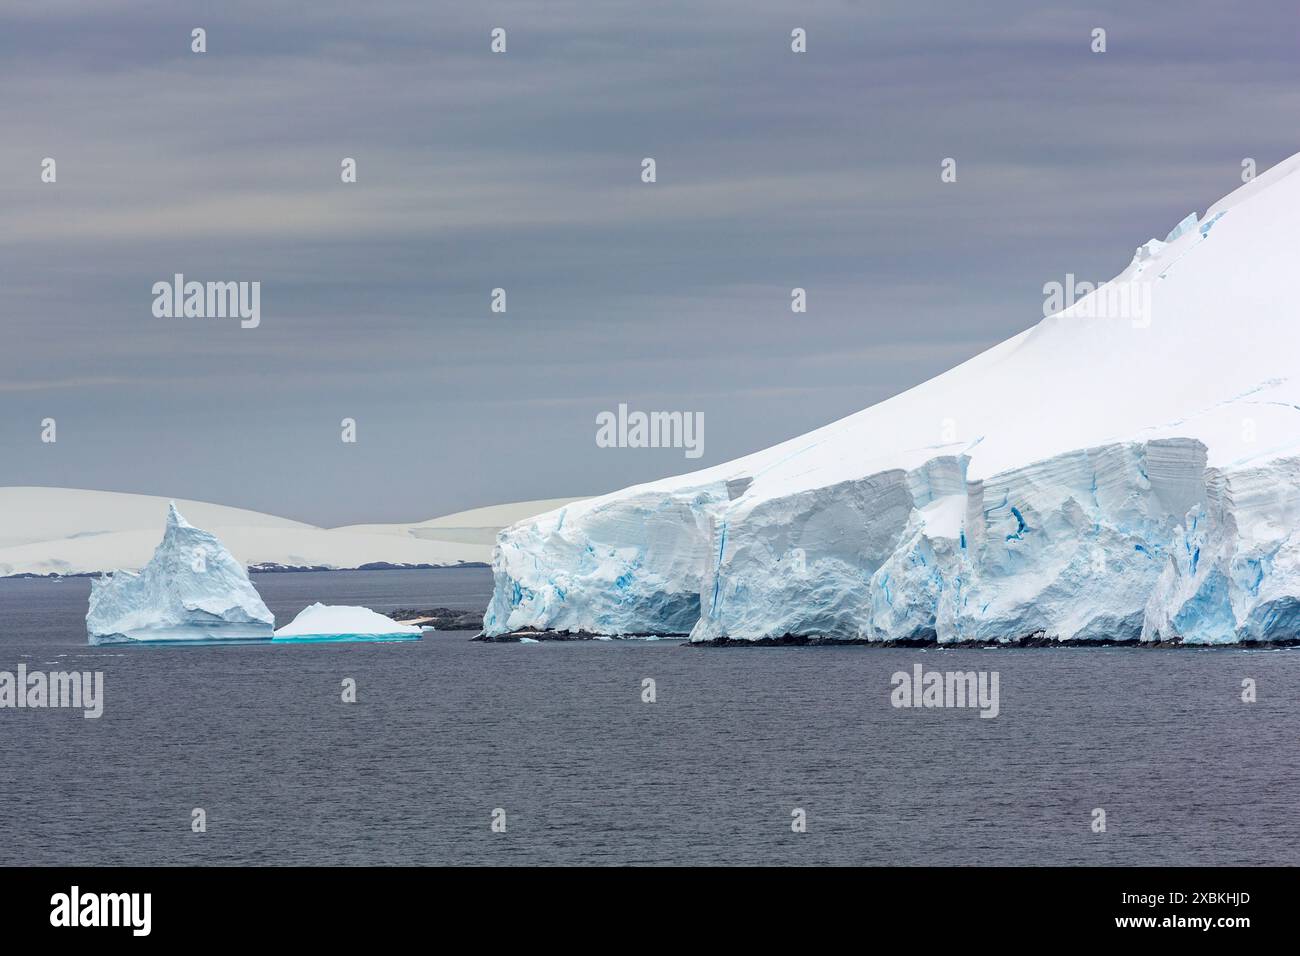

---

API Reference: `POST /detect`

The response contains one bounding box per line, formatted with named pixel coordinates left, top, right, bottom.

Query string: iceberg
left=486, top=153, right=1300, bottom=645
left=86, top=503, right=275, bottom=644
left=273, top=603, right=424, bottom=642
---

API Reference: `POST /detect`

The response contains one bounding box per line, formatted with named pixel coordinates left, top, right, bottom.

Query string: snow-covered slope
left=0, top=488, right=583, bottom=576
left=487, top=154, right=1300, bottom=644
left=336, top=498, right=581, bottom=547
left=86, top=503, right=274, bottom=644
left=0, top=487, right=310, bottom=550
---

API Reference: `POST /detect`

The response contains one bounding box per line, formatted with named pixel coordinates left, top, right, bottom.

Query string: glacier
left=86, top=503, right=275, bottom=644
left=273, top=603, right=424, bottom=642
left=486, top=153, right=1300, bottom=645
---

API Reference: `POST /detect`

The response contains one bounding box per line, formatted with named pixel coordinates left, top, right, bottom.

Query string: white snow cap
left=486, top=152, right=1300, bottom=644
left=86, top=502, right=274, bottom=644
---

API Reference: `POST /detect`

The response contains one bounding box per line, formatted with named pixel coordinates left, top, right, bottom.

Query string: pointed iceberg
left=86, top=503, right=275, bottom=644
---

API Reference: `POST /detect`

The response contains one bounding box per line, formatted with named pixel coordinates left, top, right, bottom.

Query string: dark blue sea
left=1, top=569, right=1296, bottom=866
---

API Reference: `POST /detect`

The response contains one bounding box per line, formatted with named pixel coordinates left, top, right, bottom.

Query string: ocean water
left=0, top=568, right=1297, bottom=866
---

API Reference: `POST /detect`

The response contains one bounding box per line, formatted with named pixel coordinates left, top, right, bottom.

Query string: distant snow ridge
left=86, top=503, right=274, bottom=644
left=487, top=154, right=1300, bottom=644
left=0, top=488, right=583, bottom=577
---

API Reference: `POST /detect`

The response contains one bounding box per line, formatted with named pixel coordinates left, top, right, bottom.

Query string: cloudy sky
left=2, top=0, right=1297, bottom=525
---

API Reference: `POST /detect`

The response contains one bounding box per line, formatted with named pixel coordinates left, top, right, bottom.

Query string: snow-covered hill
left=0, top=488, right=583, bottom=577
left=486, top=154, right=1300, bottom=644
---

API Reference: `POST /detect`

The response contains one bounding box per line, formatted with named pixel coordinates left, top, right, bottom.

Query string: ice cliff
left=486, top=154, right=1300, bottom=644
left=86, top=503, right=275, bottom=644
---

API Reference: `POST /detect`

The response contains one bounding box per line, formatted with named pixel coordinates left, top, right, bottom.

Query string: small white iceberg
left=273, top=603, right=424, bottom=643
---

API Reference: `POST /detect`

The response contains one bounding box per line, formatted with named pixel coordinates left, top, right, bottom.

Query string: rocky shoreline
left=472, top=628, right=1300, bottom=648
left=387, top=607, right=486, bottom=630
left=472, top=628, right=682, bottom=642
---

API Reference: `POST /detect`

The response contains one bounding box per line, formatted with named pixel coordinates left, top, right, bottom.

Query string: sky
left=1, top=0, right=1298, bottom=526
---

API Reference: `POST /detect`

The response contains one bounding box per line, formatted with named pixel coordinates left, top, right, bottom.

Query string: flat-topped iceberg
left=273, top=603, right=424, bottom=642
left=86, top=503, right=274, bottom=645
left=486, top=153, right=1300, bottom=645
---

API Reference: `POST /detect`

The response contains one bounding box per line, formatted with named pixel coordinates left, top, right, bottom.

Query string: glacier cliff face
left=86, top=503, right=274, bottom=644
left=487, top=154, right=1300, bottom=644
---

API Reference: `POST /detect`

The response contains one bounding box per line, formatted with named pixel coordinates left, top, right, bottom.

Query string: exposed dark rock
left=686, top=632, right=1300, bottom=648
left=471, top=627, right=687, bottom=643
left=387, top=607, right=484, bottom=630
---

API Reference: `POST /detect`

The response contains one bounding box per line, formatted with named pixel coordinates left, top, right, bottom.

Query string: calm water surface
left=1, top=569, right=1296, bottom=865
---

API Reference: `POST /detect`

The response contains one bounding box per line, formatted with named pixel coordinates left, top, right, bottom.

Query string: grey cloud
left=1, top=0, right=1297, bottom=523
